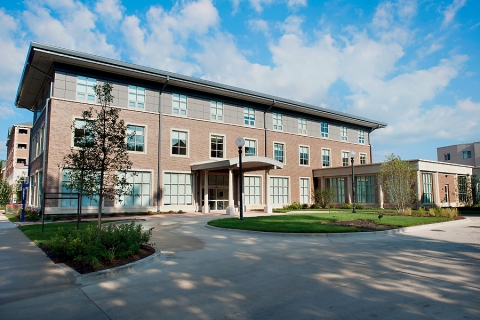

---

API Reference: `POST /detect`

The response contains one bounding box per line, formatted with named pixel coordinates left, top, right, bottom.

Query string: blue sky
left=1, top=0, right=479, bottom=162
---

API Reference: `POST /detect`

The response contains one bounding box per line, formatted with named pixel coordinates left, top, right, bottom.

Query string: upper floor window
left=358, top=130, right=365, bottom=144
left=341, top=126, right=348, bottom=141
left=171, top=130, right=187, bottom=156
left=360, top=153, right=367, bottom=164
left=322, top=149, right=330, bottom=167
left=19, top=129, right=28, bottom=134
left=321, top=122, right=329, bottom=138
left=211, top=101, right=223, bottom=121
left=17, top=158, right=26, bottom=165
left=342, top=151, right=349, bottom=166
left=462, top=151, right=472, bottom=159
left=77, top=76, right=96, bottom=101
left=18, top=144, right=27, bottom=150
left=299, top=146, right=309, bottom=166
left=128, top=86, right=145, bottom=109
left=73, top=119, right=93, bottom=147
left=210, top=135, right=224, bottom=158
left=298, top=118, right=307, bottom=135
left=244, top=107, right=255, bottom=126
left=245, top=139, right=256, bottom=156
left=172, top=93, right=187, bottom=115
left=273, top=113, right=283, bottom=131
left=274, top=143, right=284, bottom=163
left=126, top=125, right=145, bottom=152
left=444, top=153, right=451, bottom=161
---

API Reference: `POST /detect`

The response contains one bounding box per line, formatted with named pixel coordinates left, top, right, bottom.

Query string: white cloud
left=287, top=0, right=307, bottom=9
left=0, top=104, right=16, bottom=119
left=442, top=0, right=466, bottom=27
left=247, top=19, right=270, bottom=37
left=94, top=0, right=124, bottom=25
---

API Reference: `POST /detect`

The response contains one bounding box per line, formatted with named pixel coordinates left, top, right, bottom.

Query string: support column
left=416, top=171, right=422, bottom=208
left=346, top=175, right=352, bottom=204
left=434, top=172, right=441, bottom=207
left=226, top=169, right=235, bottom=215
left=378, top=178, right=384, bottom=209
left=202, top=171, right=209, bottom=213
left=264, top=170, right=272, bottom=213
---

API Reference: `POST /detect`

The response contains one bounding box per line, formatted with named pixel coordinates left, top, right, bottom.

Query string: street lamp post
left=236, top=137, right=245, bottom=220
left=349, top=150, right=356, bottom=213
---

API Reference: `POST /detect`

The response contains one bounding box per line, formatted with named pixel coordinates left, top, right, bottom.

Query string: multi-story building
left=15, top=42, right=387, bottom=214
left=4, top=122, right=32, bottom=202
left=437, top=142, right=480, bottom=177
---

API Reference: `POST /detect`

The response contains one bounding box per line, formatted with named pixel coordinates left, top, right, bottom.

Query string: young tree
left=0, top=178, right=13, bottom=207
left=63, top=83, right=132, bottom=236
left=312, top=188, right=335, bottom=209
left=379, top=154, right=417, bottom=213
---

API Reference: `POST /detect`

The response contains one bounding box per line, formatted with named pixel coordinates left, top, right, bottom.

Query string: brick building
left=15, top=42, right=388, bottom=214
left=437, top=142, right=480, bottom=177
left=4, top=122, right=32, bottom=203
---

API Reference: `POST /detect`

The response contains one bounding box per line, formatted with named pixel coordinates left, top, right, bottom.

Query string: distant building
left=437, top=142, right=480, bottom=177
left=4, top=122, right=32, bottom=202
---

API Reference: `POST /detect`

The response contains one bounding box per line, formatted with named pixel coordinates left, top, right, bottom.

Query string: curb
left=205, top=217, right=470, bottom=237
left=58, top=247, right=169, bottom=284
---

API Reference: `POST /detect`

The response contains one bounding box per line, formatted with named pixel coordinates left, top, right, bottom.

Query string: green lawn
left=207, top=213, right=452, bottom=233
left=5, top=214, right=20, bottom=223
left=19, top=221, right=97, bottom=244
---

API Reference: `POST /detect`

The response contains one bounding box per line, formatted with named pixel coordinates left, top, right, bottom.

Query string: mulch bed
left=326, top=220, right=397, bottom=232
left=39, top=243, right=155, bottom=274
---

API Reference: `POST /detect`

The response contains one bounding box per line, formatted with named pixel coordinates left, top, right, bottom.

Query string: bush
left=341, top=203, right=353, bottom=209
left=302, top=203, right=309, bottom=209
left=404, top=208, right=412, bottom=215
left=355, top=203, right=365, bottom=210
left=418, top=207, right=426, bottom=217
left=312, top=189, right=335, bottom=209
left=310, top=203, right=320, bottom=209
left=284, top=202, right=303, bottom=210
left=178, top=210, right=185, bottom=214
left=157, top=211, right=163, bottom=214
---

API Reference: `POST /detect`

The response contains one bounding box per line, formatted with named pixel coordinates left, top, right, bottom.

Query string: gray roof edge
left=22, top=42, right=387, bottom=128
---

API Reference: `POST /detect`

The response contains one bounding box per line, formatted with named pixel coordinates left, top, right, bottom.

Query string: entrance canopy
left=190, top=156, right=283, bottom=173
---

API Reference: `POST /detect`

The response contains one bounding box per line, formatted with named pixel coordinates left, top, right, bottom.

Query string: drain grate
left=430, top=229, right=445, bottom=232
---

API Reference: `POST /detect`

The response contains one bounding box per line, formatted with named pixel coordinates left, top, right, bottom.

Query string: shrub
left=168, top=210, right=174, bottom=213
left=442, top=207, right=458, bottom=218
left=284, top=202, right=303, bottom=210
left=355, top=203, right=365, bottom=210
left=404, top=208, right=412, bottom=215
left=418, top=207, right=426, bottom=217
left=302, top=203, right=309, bottom=209
left=341, top=203, right=353, bottom=209
left=178, top=210, right=184, bottom=214
left=312, top=188, right=335, bottom=209
left=329, top=204, right=336, bottom=209
left=310, top=203, right=320, bottom=209
left=148, top=210, right=153, bottom=215
left=157, top=211, right=163, bottom=214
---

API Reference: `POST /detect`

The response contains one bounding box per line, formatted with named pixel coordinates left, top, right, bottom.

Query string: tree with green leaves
left=379, top=154, right=417, bottom=213
left=312, top=188, right=335, bottom=209
left=63, top=82, right=132, bottom=236
left=0, top=178, right=13, bottom=207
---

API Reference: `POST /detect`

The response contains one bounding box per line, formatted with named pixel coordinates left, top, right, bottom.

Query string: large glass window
left=163, top=172, right=193, bottom=205
left=244, top=107, right=255, bottom=126
left=245, top=176, right=261, bottom=205
left=73, top=119, right=93, bottom=147
left=462, top=151, right=472, bottom=159
left=458, top=175, right=468, bottom=202
left=300, top=178, right=310, bottom=204
left=327, top=178, right=345, bottom=203
left=321, top=122, right=329, bottom=138
left=171, top=130, right=187, bottom=156
left=322, top=149, right=330, bottom=167
left=298, top=118, right=307, bottom=135
left=211, top=101, right=223, bottom=121
left=119, top=171, right=151, bottom=206
left=77, top=76, right=96, bottom=101
left=245, top=139, right=256, bottom=156
left=274, top=143, right=284, bottom=163
left=127, top=125, right=145, bottom=152
left=342, top=151, right=349, bottom=167
left=61, top=170, right=99, bottom=207
left=358, top=130, right=365, bottom=144
left=270, top=177, right=289, bottom=204
left=444, top=153, right=451, bottom=161
left=211, top=135, right=224, bottom=158
left=128, top=86, right=145, bottom=109
left=356, top=176, right=375, bottom=203
left=422, top=173, right=433, bottom=204
left=273, top=113, right=283, bottom=130
left=300, top=146, right=309, bottom=166
left=341, top=126, right=348, bottom=141
left=172, top=93, right=187, bottom=115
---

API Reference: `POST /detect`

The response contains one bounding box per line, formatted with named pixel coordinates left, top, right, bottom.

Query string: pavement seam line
left=80, top=287, right=112, bottom=320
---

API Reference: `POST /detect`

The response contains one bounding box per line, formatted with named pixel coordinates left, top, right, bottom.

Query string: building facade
left=437, top=142, right=480, bottom=177
left=15, top=42, right=386, bottom=214
left=4, top=122, right=32, bottom=203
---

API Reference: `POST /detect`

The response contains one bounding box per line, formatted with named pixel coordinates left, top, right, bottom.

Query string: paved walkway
left=1, top=212, right=479, bottom=319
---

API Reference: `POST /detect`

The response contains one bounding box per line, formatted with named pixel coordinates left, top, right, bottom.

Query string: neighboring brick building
left=4, top=122, right=32, bottom=203
left=15, top=42, right=388, bottom=214
left=437, top=142, right=480, bottom=177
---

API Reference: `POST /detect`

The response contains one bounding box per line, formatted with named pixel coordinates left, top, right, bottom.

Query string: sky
left=0, top=0, right=479, bottom=163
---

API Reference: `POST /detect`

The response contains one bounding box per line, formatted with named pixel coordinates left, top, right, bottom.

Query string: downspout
left=264, top=99, right=275, bottom=158
left=157, top=76, right=169, bottom=212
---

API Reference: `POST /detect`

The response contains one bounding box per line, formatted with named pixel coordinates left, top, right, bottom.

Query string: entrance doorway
left=201, top=174, right=229, bottom=211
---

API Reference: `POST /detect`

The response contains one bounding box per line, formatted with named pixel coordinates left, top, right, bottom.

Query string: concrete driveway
left=1, top=214, right=479, bottom=319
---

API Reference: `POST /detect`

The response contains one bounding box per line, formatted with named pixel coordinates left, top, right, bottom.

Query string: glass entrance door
left=207, top=188, right=228, bottom=210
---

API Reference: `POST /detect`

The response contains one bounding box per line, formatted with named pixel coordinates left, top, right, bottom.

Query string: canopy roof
left=191, top=156, right=284, bottom=173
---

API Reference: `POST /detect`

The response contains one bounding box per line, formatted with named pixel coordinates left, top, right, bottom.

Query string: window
left=327, top=178, right=345, bottom=203
left=19, top=129, right=28, bottom=134
left=340, top=126, right=348, bottom=141
left=126, top=125, right=145, bottom=152
left=322, top=149, right=330, bottom=167
left=77, top=76, right=96, bottom=101
left=61, top=170, right=99, bottom=207
left=163, top=172, right=193, bottom=205
left=342, top=151, right=349, bottom=167
left=245, top=176, right=261, bottom=204
left=356, top=176, right=375, bottom=203
left=300, top=178, right=310, bottom=204
left=17, top=158, right=26, bottom=165
left=172, top=93, right=187, bottom=115
left=270, top=177, right=289, bottom=204
left=360, top=153, right=367, bottom=165
left=18, top=144, right=27, bottom=149
left=274, top=143, right=284, bottom=163
left=171, top=130, right=187, bottom=156
left=244, top=107, right=255, bottom=126
left=119, top=171, right=151, bottom=206
left=358, top=130, right=365, bottom=144
left=298, top=118, right=307, bottom=135
left=444, top=153, right=451, bottom=161
left=299, top=146, right=309, bottom=166
left=128, top=85, right=145, bottom=109
left=73, top=119, right=93, bottom=147
left=245, top=139, right=256, bottom=156
left=273, top=113, right=283, bottom=130
left=422, top=173, right=433, bottom=204
left=210, top=101, right=223, bottom=121
left=321, top=122, right=329, bottom=138
left=210, top=135, right=224, bottom=158
left=458, top=176, right=468, bottom=203
left=462, top=151, right=472, bottom=159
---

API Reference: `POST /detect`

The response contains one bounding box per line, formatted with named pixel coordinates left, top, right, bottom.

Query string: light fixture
left=349, top=150, right=356, bottom=213
left=236, top=137, right=245, bottom=220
